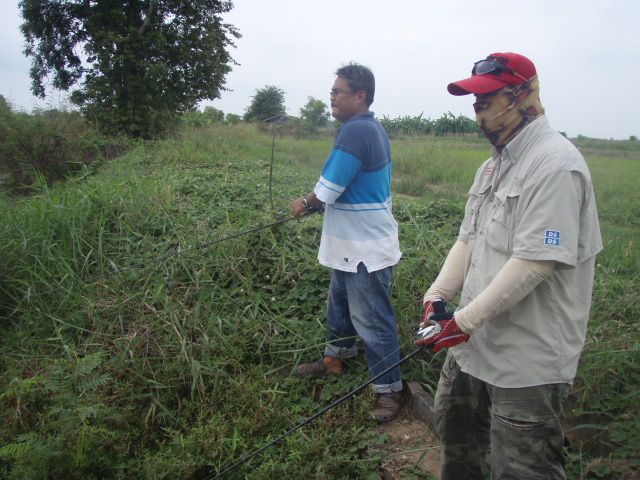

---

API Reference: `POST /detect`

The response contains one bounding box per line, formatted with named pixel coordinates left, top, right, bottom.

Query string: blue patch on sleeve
left=321, top=149, right=361, bottom=188
left=544, top=230, right=561, bottom=246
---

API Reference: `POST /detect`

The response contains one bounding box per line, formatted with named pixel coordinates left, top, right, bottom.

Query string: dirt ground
left=370, top=409, right=441, bottom=480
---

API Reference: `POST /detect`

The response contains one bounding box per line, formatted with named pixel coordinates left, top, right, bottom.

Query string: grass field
left=1, top=124, right=638, bottom=479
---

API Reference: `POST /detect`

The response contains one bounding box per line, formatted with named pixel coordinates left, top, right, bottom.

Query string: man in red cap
left=415, top=53, right=602, bottom=478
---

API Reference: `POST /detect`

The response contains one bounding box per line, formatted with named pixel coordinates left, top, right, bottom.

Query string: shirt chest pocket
left=463, top=184, right=490, bottom=239
left=486, top=185, right=522, bottom=254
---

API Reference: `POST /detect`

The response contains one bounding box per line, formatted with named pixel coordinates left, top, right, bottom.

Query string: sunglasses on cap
left=472, top=59, right=530, bottom=83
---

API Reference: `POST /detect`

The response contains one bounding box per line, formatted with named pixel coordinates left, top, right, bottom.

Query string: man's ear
left=355, top=90, right=367, bottom=106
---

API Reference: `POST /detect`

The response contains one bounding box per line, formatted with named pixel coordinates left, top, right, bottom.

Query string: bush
left=244, top=85, right=286, bottom=122
left=299, top=97, right=330, bottom=133
left=0, top=106, right=129, bottom=194
left=225, top=113, right=241, bottom=125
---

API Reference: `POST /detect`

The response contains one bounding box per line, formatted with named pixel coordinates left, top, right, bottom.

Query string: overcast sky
left=2, top=1, right=638, bottom=139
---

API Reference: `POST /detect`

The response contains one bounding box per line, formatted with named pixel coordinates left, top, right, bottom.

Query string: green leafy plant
left=19, top=0, right=240, bottom=138
left=1, top=122, right=638, bottom=479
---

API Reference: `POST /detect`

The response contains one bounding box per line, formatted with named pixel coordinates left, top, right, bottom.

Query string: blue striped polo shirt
left=313, top=112, right=401, bottom=272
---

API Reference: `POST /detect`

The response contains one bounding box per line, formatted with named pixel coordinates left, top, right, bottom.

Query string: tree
left=244, top=86, right=286, bottom=122
left=300, top=97, right=330, bottom=130
left=0, top=95, right=10, bottom=115
left=19, top=1, right=240, bottom=138
left=225, top=113, right=241, bottom=124
left=202, top=106, right=225, bottom=124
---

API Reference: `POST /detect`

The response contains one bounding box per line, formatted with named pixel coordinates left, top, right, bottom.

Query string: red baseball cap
left=447, top=52, right=537, bottom=96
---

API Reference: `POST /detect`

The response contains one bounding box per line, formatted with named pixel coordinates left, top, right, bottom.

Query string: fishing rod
left=209, top=347, right=427, bottom=479
left=209, top=320, right=442, bottom=479
left=144, top=208, right=320, bottom=267
left=15, top=209, right=321, bottom=302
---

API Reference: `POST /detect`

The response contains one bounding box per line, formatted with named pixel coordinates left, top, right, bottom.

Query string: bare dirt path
left=370, top=409, right=440, bottom=479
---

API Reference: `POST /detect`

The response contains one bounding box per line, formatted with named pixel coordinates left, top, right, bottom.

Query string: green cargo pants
left=434, top=352, right=569, bottom=479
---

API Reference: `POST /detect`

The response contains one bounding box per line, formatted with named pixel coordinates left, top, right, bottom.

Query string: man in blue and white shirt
left=291, top=62, right=403, bottom=423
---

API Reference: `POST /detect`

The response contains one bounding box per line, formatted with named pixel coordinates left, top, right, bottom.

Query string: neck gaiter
left=474, top=76, right=545, bottom=150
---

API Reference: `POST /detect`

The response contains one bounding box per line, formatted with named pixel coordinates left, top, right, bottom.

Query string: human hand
left=415, top=310, right=470, bottom=352
left=422, top=299, right=447, bottom=325
left=291, top=197, right=306, bottom=218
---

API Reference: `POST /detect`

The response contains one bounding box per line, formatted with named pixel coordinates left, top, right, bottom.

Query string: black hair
left=335, top=62, right=375, bottom=106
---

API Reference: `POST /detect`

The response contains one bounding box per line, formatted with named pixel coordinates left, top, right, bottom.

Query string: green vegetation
left=1, top=124, right=638, bottom=479
left=19, top=1, right=239, bottom=138
left=0, top=99, right=131, bottom=194
left=380, top=112, right=480, bottom=137
left=243, top=86, right=287, bottom=122
left=299, top=97, right=331, bottom=133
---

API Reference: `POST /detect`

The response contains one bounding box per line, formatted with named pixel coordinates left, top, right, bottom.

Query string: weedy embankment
left=0, top=125, right=638, bottom=479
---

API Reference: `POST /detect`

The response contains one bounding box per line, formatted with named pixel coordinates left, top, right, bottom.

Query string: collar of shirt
left=343, top=111, right=375, bottom=124
left=486, top=115, right=549, bottom=188
left=500, top=115, right=549, bottom=163
left=336, top=111, right=375, bottom=136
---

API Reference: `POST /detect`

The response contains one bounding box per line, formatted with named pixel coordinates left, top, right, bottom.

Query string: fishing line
left=208, top=346, right=425, bottom=480
left=141, top=209, right=318, bottom=268
left=9, top=210, right=320, bottom=301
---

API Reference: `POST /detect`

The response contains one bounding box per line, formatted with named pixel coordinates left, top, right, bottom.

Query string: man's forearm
left=455, top=258, right=555, bottom=333
left=424, top=240, right=468, bottom=304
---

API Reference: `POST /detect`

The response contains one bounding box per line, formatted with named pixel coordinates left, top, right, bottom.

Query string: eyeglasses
left=472, top=59, right=529, bottom=83
left=330, top=88, right=355, bottom=97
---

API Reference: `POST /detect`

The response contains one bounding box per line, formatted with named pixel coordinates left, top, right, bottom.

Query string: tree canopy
left=20, top=0, right=240, bottom=138
left=300, top=97, right=330, bottom=130
left=243, top=85, right=286, bottom=122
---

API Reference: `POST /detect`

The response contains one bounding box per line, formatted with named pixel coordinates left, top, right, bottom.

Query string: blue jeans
left=323, top=263, right=403, bottom=394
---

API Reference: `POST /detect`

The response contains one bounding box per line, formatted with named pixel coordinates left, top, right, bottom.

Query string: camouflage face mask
left=474, top=76, right=545, bottom=149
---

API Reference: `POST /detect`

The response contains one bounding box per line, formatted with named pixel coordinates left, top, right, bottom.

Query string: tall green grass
left=586, top=156, right=640, bottom=226
left=392, top=138, right=486, bottom=197
left=0, top=124, right=638, bottom=479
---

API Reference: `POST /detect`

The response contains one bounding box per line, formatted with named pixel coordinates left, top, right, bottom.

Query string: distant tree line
left=379, top=112, right=480, bottom=136
left=17, top=0, right=477, bottom=141
left=183, top=86, right=331, bottom=135
left=228, top=86, right=479, bottom=137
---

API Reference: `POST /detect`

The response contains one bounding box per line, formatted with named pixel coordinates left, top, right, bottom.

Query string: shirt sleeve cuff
left=314, top=177, right=344, bottom=205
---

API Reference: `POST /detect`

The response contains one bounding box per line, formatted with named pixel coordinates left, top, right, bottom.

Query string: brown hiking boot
left=292, top=356, right=344, bottom=378
left=371, top=392, right=402, bottom=423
